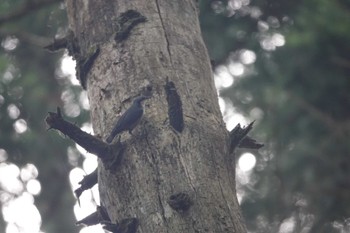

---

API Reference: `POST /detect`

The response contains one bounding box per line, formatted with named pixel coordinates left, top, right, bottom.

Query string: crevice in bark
left=167, top=192, right=193, bottom=212
left=77, top=45, right=100, bottom=89
left=101, top=87, right=112, bottom=99
left=144, top=130, right=169, bottom=231
left=164, top=79, right=184, bottom=132
left=217, top=174, right=236, bottom=230
left=205, top=138, right=236, bottom=231
left=155, top=0, right=172, bottom=63
left=114, top=10, right=147, bottom=42
left=158, top=194, right=168, bottom=227
left=173, top=136, right=198, bottom=206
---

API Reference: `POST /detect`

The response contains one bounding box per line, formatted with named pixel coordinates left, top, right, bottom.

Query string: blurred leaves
left=201, top=0, right=350, bottom=232
left=1, top=0, right=350, bottom=233
left=0, top=0, right=86, bottom=233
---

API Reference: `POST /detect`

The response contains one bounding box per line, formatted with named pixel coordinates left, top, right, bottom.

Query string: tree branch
left=229, top=121, right=263, bottom=153
left=45, top=107, right=125, bottom=170
left=74, top=169, right=98, bottom=202
left=0, top=29, right=51, bottom=47
left=44, top=31, right=73, bottom=52
left=76, top=205, right=110, bottom=226
left=102, top=218, right=139, bottom=233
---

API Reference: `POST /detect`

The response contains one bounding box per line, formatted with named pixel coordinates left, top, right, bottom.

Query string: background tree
left=1, top=0, right=350, bottom=233
left=61, top=0, right=249, bottom=232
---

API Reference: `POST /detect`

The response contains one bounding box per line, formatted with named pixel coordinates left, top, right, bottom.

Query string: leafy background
left=1, top=0, right=349, bottom=232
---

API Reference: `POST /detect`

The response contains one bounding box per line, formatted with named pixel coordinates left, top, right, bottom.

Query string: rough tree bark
left=65, top=0, right=247, bottom=232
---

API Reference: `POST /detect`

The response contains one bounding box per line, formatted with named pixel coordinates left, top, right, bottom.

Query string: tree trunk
left=65, top=0, right=247, bottom=232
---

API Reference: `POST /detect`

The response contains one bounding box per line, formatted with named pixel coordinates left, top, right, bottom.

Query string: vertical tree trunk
left=65, top=0, right=247, bottom=232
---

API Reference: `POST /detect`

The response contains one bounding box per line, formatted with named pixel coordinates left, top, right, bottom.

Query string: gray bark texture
left=65, top=0, right=247, bottom=232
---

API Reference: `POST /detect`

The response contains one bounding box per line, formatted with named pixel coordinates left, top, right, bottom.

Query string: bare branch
left=74, top=169, right=98, bottom=202
left=0, top=29, right=51, bottom=47
left=76, top=205, right=110, bottom=226
left=45, top=107, right=126, bottom=170
left=229, top=121, right=263, bottom=152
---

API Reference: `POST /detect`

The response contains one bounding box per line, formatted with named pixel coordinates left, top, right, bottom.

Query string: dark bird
left=106, top=96, right=150, bottom=143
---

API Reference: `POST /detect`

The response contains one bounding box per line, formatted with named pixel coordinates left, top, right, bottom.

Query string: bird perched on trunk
left=106, top=96, right=150, bottom=143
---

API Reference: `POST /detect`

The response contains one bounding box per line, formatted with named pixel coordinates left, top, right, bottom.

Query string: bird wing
left=110, top=107, right=143, bottom=133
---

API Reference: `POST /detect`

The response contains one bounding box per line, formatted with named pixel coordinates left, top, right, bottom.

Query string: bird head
left=133, top=96, right=150, bottom=105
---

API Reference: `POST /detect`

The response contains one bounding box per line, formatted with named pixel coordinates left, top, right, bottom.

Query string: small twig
left=229, top=121, right=263, bottom=152
left=102, top=218, right=139, bottom=233
left=76, top=205, right=110, bottom=226
left=74, top=169, right=98, bottom=203
left=239, top=136, right=264, bottom=149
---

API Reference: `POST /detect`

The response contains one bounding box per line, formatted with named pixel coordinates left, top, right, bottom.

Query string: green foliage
left=201, top=0, right=350, bottom=232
